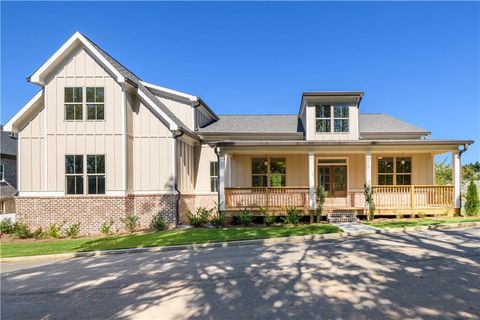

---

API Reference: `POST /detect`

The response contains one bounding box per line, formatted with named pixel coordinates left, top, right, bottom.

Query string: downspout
left=213, top=146, right=221, bottom=206
left=458, top=143, right=469, bottom=210
left=173, top=130, right=184, bottom=225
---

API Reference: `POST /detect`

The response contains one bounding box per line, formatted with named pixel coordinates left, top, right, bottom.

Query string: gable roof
left=198, top=115, right=303, bottom=135
left=359, top=114, right=430, bottom=135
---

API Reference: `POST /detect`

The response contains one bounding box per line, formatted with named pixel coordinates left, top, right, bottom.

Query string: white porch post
left=308, top=152, right=315, bottom=210
left=219, top=154, right=226, bottom=210
left=452, top=151, right=461, bottom=209
left=365, top=151, right=372, bottom=186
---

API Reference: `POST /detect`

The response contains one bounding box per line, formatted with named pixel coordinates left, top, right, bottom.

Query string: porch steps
left=327, top=212, right=358, bottom=224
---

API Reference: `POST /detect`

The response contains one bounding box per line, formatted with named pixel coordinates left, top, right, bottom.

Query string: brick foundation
left=15, top=193, right=218, bottom=235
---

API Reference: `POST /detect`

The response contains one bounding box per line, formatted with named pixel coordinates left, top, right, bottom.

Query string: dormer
left=298, top=92, right=363, bottom=140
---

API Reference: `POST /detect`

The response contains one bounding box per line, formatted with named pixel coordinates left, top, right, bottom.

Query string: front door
left=318, top=165, right=347, bottom=197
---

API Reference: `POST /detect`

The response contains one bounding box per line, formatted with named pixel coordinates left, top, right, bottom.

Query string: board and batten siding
left=154, top=95, right=194, bottom=130
left=194, top=145, right=218, bottom=193
left=177, top=139, right=195, bottom=192
left=42, top=47, right=124, bottom=193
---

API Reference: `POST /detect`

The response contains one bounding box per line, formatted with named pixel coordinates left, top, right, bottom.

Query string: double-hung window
left=377, top=157, right=394, bottom=185
left=251, top=158, right=286, bottom=187
left=377, top=157, right=412, bottom=185
left=86, top=87, right=105, bottom=120
left=210, top=161, right=218, bottom=192
left=315, top=104, right=350, bottom=133
left=65, top=87, right=83, bottom=120
left=87, top=155, right=106, bottom=194
left=65, top=155, right=84, bottom=194
left=396, top=157, right=412, bottom=185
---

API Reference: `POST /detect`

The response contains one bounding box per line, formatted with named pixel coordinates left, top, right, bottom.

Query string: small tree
left=435, top=159, right=452, bottom=185
left=464, top=181, right=480, bottom=216
left=364, top=183, right=376, bottom=221
left=315, top=185, right=326, bottom=223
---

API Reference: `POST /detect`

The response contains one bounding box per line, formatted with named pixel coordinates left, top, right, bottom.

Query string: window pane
left=316, top=119, right=331, bottom=132
left=74, top=104, right=83, bottom=120
left=66, top=176, right=76, bottom=194
left=87, top=105, right=96, bottom=120
left=334, top=119, right=349, bottom=132
left=210, top=161, right=218, bottom=176
left=96, top=155, right=105, bottom=174
left=270, top=158, right=286, bottom=174
left=86, top=87, right=95, bottom=103
left=252, top=175, right=267, bottom=187
left=396, top=158, right=412, bottom=174
left=334, top=105, right=349, bottom=118
left=315, top=105, right=330, bottom=118
left=96, top=87, right=104, bottom=103
left=378, top=175, right=394, bottom=185
left=210, top=177, right=218, bottom=192
left=65, top=155, right=75, bottom=173
left=65, top=88, right=73, bottom=102
left=378, top=158, right=394, bottom=174
left=397, top=175, right=411, bottom=185
left=74, top=155, right=83, bottom=174
left=98, top=176, right=105, bottom=194
left=252, top=159, right=267, bottom=174
left=73, top=87, right=82, bottom=102
left=270, top=174, right=285, bottom=187
left=87, top=155, right=96, bottom=173
left=75, top=176, right=83, bottom=194
left=65, top=105, right=75, bottom=120
left=88, top=176, right=97, bottom=194
left=97, top=105, right=104, bottom=120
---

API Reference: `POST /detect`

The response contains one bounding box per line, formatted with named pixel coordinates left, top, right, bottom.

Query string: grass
left=365, top=216, right=480, bottom=229
left=0, top=224, right=340, bottom=258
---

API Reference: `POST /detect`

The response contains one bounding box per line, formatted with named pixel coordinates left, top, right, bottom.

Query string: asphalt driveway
left=1, top=227, right=479, bottom=319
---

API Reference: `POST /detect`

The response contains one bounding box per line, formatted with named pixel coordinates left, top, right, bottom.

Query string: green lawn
left=0, top=224, right=340, bottom=258
left=365, top=216, right=480, bottom=229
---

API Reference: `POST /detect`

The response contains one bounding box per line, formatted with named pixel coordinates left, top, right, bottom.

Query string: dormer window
left=315, top=104, right=349, bottom=133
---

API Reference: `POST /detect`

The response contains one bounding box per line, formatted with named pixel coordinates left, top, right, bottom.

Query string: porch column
left=219, top=154, right=226, bottom=210
left=308, top=152, right=315, bottom=210
left=365, top=151, right=372, bottom=186
left=452, top=151, right=461, bottom=209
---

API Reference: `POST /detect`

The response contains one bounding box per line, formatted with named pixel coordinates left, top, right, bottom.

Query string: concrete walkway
left=333, top=222, right=381, bottom=233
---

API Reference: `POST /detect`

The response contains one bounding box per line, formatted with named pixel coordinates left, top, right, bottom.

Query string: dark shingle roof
left=359, top=114, right=429, bottom=134
left=0, top=183, right=17, bottom=198
left=198, top=115, right=303, bottom=134
left=199, top=113, right=429, bottom=135
left=0, top=130, right=17, bottom=156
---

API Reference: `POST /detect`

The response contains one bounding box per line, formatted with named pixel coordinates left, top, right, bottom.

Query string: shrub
left=364, top=184, right=376, bottom=221
left=315, top=185, right=326, bottom=223
left=210, top=214, right=225, bottom=228
left=260, top=207, right=275, bottom=226
left=47, top=222, right=65, bottom=239
left=65, top=222, right=81, bottom=238
left=417, top=211, right=426, bottom=219
left=32, top=227, right=46, bottom=239
left=121, top=213, right=139, bottom=233
left=151, top=214, right=167, bottom=231
left=100, top=220, right=115, bottom=236
left=13, top=223, right=32, bottom=239
left=0, top=218, right=14, bottom=234
left=238, top=209, right=252, bottom=227
left=464, top=180, right=480, bottom=216
left=394, top=210, right=402, bottom=220
left=185, top=207, right=210, bottom=228
left=283, top=207, right=300, bottom=225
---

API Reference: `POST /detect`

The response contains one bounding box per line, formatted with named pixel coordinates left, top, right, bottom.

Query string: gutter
left=173, top=130, right=184, bottom=225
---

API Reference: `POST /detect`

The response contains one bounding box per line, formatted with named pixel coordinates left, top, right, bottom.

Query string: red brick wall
left=178, top=194, right=218, bottom=224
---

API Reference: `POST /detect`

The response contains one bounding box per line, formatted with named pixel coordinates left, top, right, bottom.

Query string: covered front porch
left=217, top=145, right=463, bottom=217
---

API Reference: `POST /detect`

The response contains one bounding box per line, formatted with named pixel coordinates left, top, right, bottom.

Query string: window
left=378, top=157, right=394, bottom=185
left=396, top=157, right=412, bottom=185
left=377, top=157, right=412, bottom=185
left=251, top=158, right=286, bottom=187
left=65, top=155, right=84, bottom=194
left=315, top=104, right=349, bottom=133
left=210, top=161, right=218, bottom=192
left=87, top=155, right=105, bottom=194
left=65, top=87, right=83, bottom=120
left=86, top=87, right=105, bottom=120
left=315, top=105, right=331, bottom=133
left=333, top=104, right=349, bottom=132
left=0, top=164, right=4, bottom=181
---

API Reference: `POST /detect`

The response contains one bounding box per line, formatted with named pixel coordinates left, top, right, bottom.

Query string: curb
left=1, top=221, right=479, bottom=263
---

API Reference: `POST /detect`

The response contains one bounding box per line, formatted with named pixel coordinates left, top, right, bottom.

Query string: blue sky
left=1, top=2, right=479, bottom=163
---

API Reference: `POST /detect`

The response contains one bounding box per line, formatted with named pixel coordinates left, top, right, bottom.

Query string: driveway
left=1, top=227, right=479, bottom=319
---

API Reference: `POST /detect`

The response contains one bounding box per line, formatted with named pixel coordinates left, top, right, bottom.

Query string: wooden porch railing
left=372, top=185, right=454, bottom=208
left=225, top=187, right=310, bottom=209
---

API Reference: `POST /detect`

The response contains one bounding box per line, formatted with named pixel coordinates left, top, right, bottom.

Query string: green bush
left=65, top=222, right=81, bottom=238
left=0, top=218, right=14, bottom=234
left=260, top=207, right=275, bottom=226
left=464, top=181, right=480, bottom=216
left=100, top=220, right=115, bottom=236
left=282, top=207, right=300, bottom=225
left=32, top=227, right=46, bottom=239
left=121, top=214, right=139, bottom=233
left=185, top=207, right=210, bottom=228
left=151, top=214, right=167, bottom=231
left=47, top=222, right=65, bottom=239
left=238, top=209, right=252, bottom=227
left=13, top=223, right=33, bottom=239
left=210, top=214, right=225, bottom=228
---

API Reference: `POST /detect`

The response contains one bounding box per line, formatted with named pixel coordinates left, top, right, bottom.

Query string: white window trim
left=314, top=104, right=351, bottom=134
left=376, top=156, right=412, bottom=186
